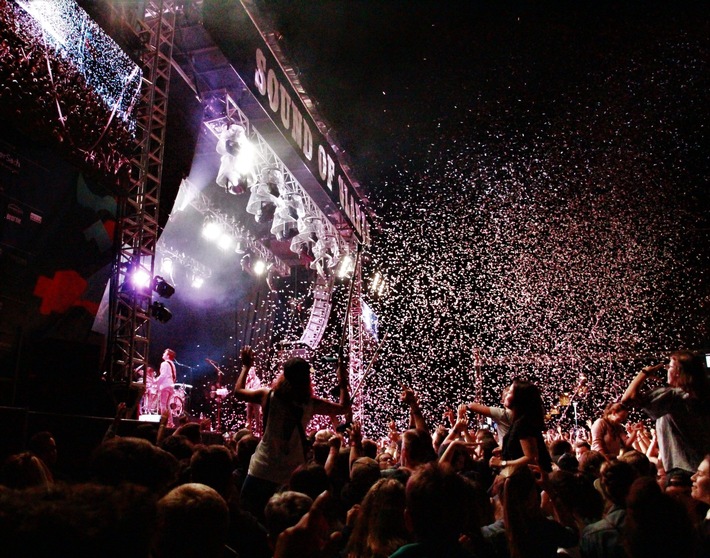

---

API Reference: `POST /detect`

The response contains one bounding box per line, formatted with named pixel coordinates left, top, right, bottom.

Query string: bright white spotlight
left=161, top=257, right=173, bottom=274
left=202, top=221, right=223, bottom=241
left=337, top=254, right=354, bottom=278
left=130, top=269, right=151, bottom=290
left=191, top=276, right=204, bottom=289
left=216, top=123, right=256, bottom=195
left=252, top=259, right=267, bottom=275
left=217, top=234, right=233, bottom=251
left=235, top=137, right=256, bottom=175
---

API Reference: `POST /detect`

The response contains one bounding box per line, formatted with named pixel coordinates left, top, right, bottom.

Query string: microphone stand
left=206, top=359, right=225, bottom=432
left=558, top=376, right=587, bottom=427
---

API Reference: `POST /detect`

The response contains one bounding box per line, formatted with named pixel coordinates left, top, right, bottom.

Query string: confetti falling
left=152, top=4, right=709, bottom=439
left=16, top=0, right=142, bottom=126
left=354, top=35, right=709, bottom=439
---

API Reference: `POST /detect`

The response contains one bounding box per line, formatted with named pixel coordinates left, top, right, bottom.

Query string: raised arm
left=232, top=346, right=269, bottom=405
left=621, top=363, right=664, bottom=405
left=467, top=401, right=496, bottom=418
left=401, top=386, right=428, bottom=434
left=312, top=361, right=352, bottom=416
left=348, top=421, right=364, bottom=473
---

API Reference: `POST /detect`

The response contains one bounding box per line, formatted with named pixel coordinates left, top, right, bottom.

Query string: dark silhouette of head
left=153, top=483, right=229, bottom=558
left=509, top=379, right=545, bottom=429
left=275, top=357, right=313, bottom=404
left=671, top=350, right=709, bottom=399
left=600, top=459, right=637, bottom=508
left=404, top=462, right=469, bottom=544
left=264, top=490, right=313, bottom=547
left=624, top=476, right=696, bottom=558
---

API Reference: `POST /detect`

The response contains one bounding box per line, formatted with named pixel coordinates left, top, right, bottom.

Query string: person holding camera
left=622, top=351, right=710, bottom=475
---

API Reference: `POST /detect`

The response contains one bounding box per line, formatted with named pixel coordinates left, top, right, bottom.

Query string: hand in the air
left=241, top=345, right=254, bottom=368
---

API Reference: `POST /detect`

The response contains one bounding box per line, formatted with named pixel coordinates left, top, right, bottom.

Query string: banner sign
left=204, top=0, right=371, bottom=244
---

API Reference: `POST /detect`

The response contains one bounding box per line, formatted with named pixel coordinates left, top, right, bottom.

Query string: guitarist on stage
left=157, top=348, right=177, bottom=425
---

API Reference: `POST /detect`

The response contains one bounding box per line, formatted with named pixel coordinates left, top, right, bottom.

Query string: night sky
left=248, top=1, right=709, bottom=435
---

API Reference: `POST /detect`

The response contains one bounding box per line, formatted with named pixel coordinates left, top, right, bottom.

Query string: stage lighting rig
left=234, top=237, right=246, bottom=254
left=201, top=218, right=223, bottom=241
left=130, top=268, right=152, bottom=292
left=337, top=254, right=355, bottom=279
left=246, top=166, right=282, bottom=223
left=215, top=123, right=255, bottom=195
left=290, top=215, right=320, bottom=256
left=152, top=276, right=175, bottom=299
left=253, top=259, right=267, bottom=276
left=150, top=301, right=173, bottom=323
left=240, top=251, right=269, bottom=277
left=311, top=235, right=339, bottom=278
left=271, top=195, right=301, bottom=241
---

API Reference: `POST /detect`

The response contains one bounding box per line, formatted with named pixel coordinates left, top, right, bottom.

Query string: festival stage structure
left=0, top=0, right=376, bottom=442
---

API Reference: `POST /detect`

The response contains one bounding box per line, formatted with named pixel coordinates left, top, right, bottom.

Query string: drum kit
left=170, top=383, right=193, bottom=416
left=139, top=381, right=193, bottom=419
left=138, top=357, right=229, bottom=426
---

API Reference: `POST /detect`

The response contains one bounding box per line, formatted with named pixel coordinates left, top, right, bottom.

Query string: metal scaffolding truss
left=348, top=259, right=365, bottom=423
left=203, top=92, right=350, bottom=266
left=106, top=0, right=176, bottom=384
left=176, top=176, right=291, bottom=277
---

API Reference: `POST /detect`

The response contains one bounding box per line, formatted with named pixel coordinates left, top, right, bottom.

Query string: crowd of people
left=1, top=348, right=709, bottom=558
left=0, top=2, right=134, bottom=186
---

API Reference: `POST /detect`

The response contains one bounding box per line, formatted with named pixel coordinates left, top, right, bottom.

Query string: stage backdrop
left=0, top=123, right=115, bottom=411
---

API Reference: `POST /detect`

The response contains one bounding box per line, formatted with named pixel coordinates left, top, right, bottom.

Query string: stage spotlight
left=240, top=252, right=252, bottom=273
left=130, top=268, right=151, bottom=291
left=252, top=259, right=267, bottom=275
left=290, top=215, right=320, bottom=256
left=337, top=254, right=354, bottom=279
left=217, top=234, right=233, bottom=251
left=150, top=301, right=173, bottom=323
left=246, top=167, right=281, bottom=223
left=202, top=220, right=223, bottom=241
left=225, top=174, right=253, bottom=195
left=215, top=123, right=256, bottom=195
left=234, top=238, right=246, bottom=254
left=160, top=257, right=173, bottom=275
left=191, top=275, right=204, bottom=289
left=152, top=276, right=175, bottom=298
left=271, top=195, right=301, bottom=241
left=310, top=235, right=339, bottom=277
